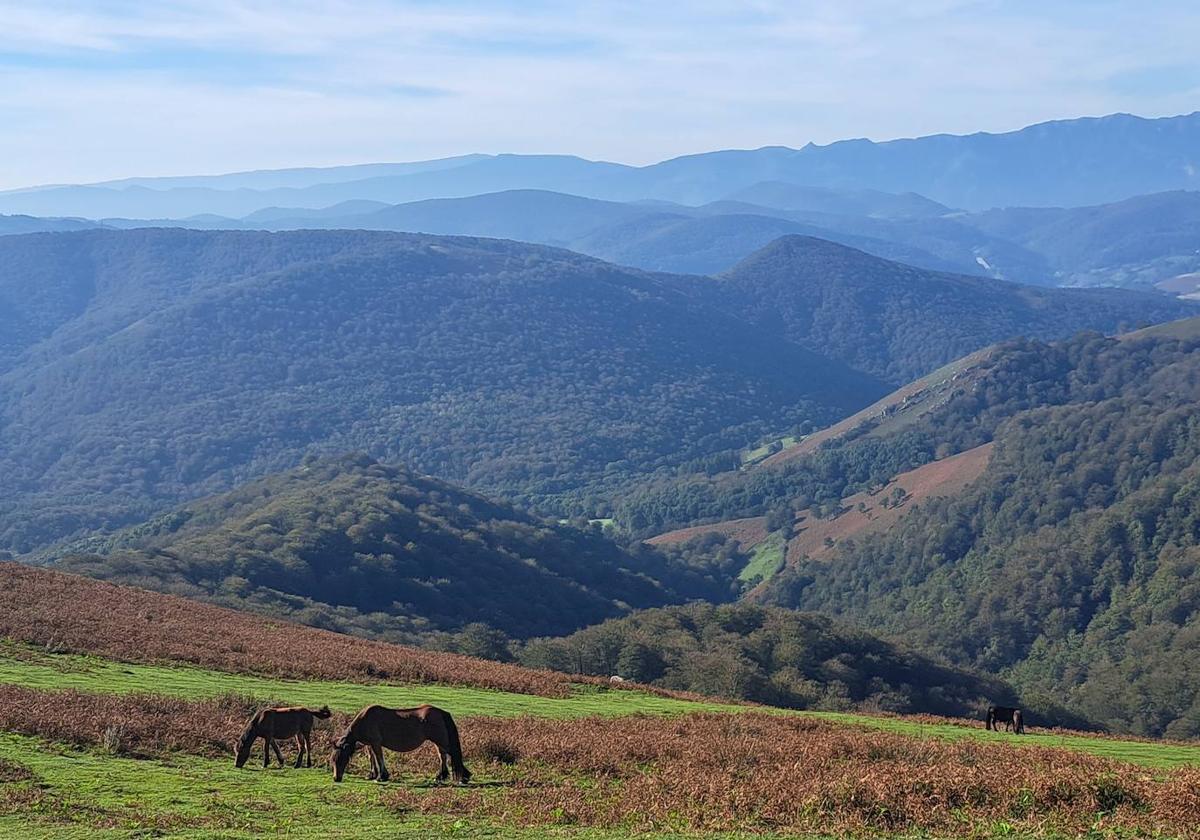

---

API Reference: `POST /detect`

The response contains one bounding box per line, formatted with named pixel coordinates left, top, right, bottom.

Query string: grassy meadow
left=3, top=567, right=1200, bottom=839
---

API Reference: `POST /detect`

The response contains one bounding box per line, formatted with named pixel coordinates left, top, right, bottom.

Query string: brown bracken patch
left=0, top=564, right=706, bottom=700
left=3, top=686, right=1199, bottom=837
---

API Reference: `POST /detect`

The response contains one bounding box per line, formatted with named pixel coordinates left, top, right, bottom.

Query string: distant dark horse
left=985, top=705, right=1025, bottom=734
left=330, top=704, right=470, bottom=784
left=235, top=705, right=332, bottom=768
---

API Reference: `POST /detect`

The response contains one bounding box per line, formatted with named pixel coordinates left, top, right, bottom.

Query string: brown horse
left=235, top=705, right=332, bottom=768
left=985, top=705, right=1025, bottom=734
left=330, top=704, right=470, bottom=784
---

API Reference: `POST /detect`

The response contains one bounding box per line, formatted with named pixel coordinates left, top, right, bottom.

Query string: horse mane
left=237, top=719, right=257, bottom=746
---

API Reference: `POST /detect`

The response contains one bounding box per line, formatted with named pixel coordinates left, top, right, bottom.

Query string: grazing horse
left=330, top=704, right=470, bottom=784
left=235, top=705, right=332, bottom=768
left=985, top=705, right=1025, bottom=734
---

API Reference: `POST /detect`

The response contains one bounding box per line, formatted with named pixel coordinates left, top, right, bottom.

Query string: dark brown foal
left=235, top=705, right=332, bottom=768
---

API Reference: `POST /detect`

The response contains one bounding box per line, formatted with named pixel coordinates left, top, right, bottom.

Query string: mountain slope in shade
left=964, top=190, right=1200, bottom=288
left=571, top=211, right=963, bottom=276
left=696, top=235, right=1197, bottom=383
left=0, top=228, right=887, bottom=553
left=723, top=181, right=953, bottom=218
left=306, top=189, right=648, bottom=244
left=0, top=214, right=102, bottom=235
left=51, top=455, right=733, bottom=639
left=249, top=190, right=979, bottom=276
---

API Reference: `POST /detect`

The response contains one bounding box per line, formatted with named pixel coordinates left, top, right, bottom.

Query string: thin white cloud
left=0, top=0, right=1197, bottom=188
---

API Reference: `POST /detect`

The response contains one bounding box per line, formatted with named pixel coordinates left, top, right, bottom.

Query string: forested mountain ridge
left=753, top=325, right=1200, bottom=736
left=50, top=455, right=738, bottom=640
left=681, top=236, right=1197, bottom=383
left=963, top=190, right=1200, bottom=289
left=0, top=228, right=889, bottom=554
left=3, top=228, right=1192, bottom=556
left=8, top=185, right=1200, bottom=291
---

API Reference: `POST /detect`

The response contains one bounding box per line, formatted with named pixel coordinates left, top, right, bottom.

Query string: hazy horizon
left=3, top=1, right=1200, bottom=190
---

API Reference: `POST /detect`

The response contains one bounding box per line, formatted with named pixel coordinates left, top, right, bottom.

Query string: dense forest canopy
left=3, top=228, right=1199, bottom=735
left=0, top=228, right=887, bottom=553
left=5, top=228, right=1186, bottom=555
left=515, top=602, right=1018, bottom=720
left=756, top=328, right=1200, bottom=737
left=688, top=236, right=1196, bottom=384
left=52, top=455, right=738, bottom=639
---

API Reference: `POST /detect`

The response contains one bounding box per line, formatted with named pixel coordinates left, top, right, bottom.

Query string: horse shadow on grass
left=405, top=778, right=519, bottom=790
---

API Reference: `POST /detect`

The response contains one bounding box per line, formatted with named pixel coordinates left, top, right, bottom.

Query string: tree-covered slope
left=964, top=190, right=1200, bottom=288
left=695, top=236, right=1197, bottom=383
left=518, top=602, right=1015, bottom=719
left=0, top=228, right=887, bottom=553
left=50, top=455, right=734, bottom=639
left=755, top=326, right=1200, bottom=736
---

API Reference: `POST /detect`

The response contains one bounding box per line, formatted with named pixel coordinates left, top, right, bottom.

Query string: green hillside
left=3, top=565, right=1200, bottom=839
left=697, top=235, right=1197, bottom=383
left=517, top=603, right=1014, bottom=718
left=49, top=455, right=736, bottom=639
left=758, top=324, right=1200, bottom=736
left=0, top=228, right=887, bottom=553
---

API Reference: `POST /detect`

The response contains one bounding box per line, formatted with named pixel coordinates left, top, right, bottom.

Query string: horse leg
left=436, top=749, right=451, bottom=784
left=271, top=739, right=286, bottom=767
left=371, top=744, right=389, bottom=782
left=293, top=735, right=304, bottom=768
left=303, top=732, right=312, bottom=768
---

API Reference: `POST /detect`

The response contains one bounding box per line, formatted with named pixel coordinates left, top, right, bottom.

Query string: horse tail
left=439, top=708, right=471, bottom=783
left=985, top=706, right=994, bottom=731
left=310, top=705, right=332, bottom=719
left=1014, top=709, right=1024, bottom=734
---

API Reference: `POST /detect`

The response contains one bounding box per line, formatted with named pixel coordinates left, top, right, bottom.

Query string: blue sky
left=1, top=0, right=1198, bottom=189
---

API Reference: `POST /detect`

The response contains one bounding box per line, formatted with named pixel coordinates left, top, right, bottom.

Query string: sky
left=1, top=0, right=1199, bottom=190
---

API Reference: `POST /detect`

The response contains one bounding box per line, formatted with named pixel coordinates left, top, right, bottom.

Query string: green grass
left=736, top=531, right=785, bottom=584
left=0, top=732, right=805, bottom=839
left=0, top=642, right=738, bottom=719
left=3, top=643, right=1199, bottom=770
left=801, top=710, right=1200, bottom=769
left=740, top=436, right=799, bottom=467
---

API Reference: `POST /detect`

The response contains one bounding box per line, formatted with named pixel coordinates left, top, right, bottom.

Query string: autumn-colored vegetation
left=0, top=564, right=571, bottom=697
left=3, top=684, right=1199, bottom=837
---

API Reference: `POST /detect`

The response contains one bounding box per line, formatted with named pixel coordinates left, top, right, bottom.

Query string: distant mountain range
left=5, top=183, right=1198, bottom=290
left=3, top=112, right=1198, bottom=220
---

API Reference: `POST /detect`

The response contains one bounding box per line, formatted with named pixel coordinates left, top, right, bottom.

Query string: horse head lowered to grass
left=331, top=704, right=470, bottom=784
left=235, top=705, right=332, bottom=768
left=985, top=705, right=1025, bottom=734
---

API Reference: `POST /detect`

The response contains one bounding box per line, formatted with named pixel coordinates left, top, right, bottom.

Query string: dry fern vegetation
left=3, top=564, right=1200, bottom=839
